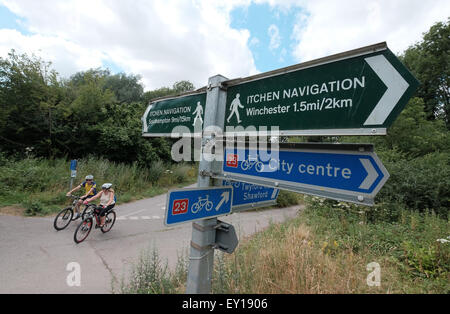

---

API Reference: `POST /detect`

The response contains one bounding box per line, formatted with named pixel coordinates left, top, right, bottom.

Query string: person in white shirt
left=84, top=183, right=116, bottom=228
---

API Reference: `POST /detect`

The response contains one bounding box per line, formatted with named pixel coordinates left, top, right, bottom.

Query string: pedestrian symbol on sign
left=226, top=93, right=244, bottom=124
left=192, top=101, right=204, bottom=127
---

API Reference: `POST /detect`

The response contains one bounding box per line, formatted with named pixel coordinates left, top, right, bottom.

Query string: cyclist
left=66, top=174, right=97, bottom=219
left=83, top=183, right=116, bottom=228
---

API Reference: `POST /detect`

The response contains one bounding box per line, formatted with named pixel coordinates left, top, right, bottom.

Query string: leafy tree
left=172, top=80, right=195, bottom=94
left=381, top=98, right=450, bottom=157
left=401, top=18, right=450, bottom=127
left=0, top=50, right=63, bottom=157
left=142, top=80, right=195, bottom=104
left=103, top=72, right=144, bottom=104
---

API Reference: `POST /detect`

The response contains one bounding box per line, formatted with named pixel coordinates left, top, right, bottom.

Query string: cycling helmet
left=102, top=183, right=113, bottom=190
left=85, top=175, right=94, bottom=180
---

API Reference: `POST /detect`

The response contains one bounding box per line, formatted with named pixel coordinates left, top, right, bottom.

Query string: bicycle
left=191, top=196, right=213, bottom=214
left=53, top=195, right=96, bottom=231
left=240, top=156, right=264, bottom=172
left=73, top=206, right=116, bottom=244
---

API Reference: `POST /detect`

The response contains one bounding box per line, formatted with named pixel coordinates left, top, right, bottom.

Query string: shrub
left=24, top=200, right=45, bottom=216
left=172, top=164, right=192, bottom=184
left=276, top=190, right=301, bottom=208
left=115, top=247, right=186, bottom=294
left=377, top=152, right=450, bottom=218
left=148, top=160, right=165, bottom=184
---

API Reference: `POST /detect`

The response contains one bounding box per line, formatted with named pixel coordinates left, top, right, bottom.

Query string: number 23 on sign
left=172, top=199, right=188, bottom=215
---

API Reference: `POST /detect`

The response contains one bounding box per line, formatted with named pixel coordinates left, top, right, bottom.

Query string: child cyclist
left=83, top=183, right=116, bottom=228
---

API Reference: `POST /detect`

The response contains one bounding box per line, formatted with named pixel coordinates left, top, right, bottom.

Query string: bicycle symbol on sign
left=240, top=156, right=264, bottom=172
left=191, top=195, right=214, bottom=214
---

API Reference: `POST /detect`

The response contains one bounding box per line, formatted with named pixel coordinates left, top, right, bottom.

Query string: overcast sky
left=0, top=0, right=448, bottom=91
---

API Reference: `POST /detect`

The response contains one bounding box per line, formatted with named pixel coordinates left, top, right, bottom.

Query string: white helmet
left=102, top=183, right=113, bottom=190
left=85, top=175, right=94, bottom=180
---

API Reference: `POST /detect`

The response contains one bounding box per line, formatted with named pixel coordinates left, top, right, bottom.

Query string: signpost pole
left=186, top=75, right=228, bottom=294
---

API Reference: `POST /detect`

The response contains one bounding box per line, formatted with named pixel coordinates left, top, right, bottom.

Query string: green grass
left=0, top=155, right=197, bottom=216
left=113, top=246, right=188, bottom=294
left=211, top=197, right=449, bottom=294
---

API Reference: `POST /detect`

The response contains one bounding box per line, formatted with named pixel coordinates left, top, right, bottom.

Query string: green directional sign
left=142, top=92, right=207, bottom=137
left=223, top=42, right=419, bottom=136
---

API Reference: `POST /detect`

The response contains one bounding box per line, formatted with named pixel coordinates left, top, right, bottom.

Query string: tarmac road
left=0, top=187, right=301, bottom=294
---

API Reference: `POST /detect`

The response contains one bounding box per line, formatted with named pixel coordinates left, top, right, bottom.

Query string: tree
left=401, top=18, right=450, bottom=128
left=103, top=73, right=144, bottom=104
left=172, top=80, right=195, bottom=94
left=0, top=50, right=63, bottom=157
left=142, top=80, right=195, bottom=104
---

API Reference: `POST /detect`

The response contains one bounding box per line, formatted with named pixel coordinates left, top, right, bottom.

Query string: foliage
left=115, top=246, right=187, bottom=294
left=401, top=18, right=450, bottom=127
left=276, top=190, right=301, bottom=208
left=0, top=51, right=193, bottom=164
left=296, top=198, right=449, bottom=292
left=0, top=155, right=197, bottom=216
left=376, top=152, right=450, bottom=218
left=142, top=80, right=195, bottom=104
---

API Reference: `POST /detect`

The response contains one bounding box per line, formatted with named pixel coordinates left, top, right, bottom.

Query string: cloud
left=0, top=0, right=258, bottom=90
left=1, top=0, right=448, bottom=90
left=291, top=0, right=450, bottom=62
left=268, top=24, right=281, bottom=51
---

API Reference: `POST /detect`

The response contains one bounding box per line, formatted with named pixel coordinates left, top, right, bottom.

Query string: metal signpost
left=141, top=42, right=419, bottom=294
left=223, top=180, right=279, bottom=212
left=217, top=142, right=389, bottom=206
left=223, top=42, right=419, bottom=136
left=185, top=75, right=229, bottom=294
left=164, top=186, right=233, bottom=226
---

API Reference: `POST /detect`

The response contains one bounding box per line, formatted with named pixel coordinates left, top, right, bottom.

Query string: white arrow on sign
left=271, top=189, right=278, bottom=199
left=364, top=55, right=410, bottom=126
left=216, top=192, right=230, bottom=211
left=359, top=158, right=379, bottom=190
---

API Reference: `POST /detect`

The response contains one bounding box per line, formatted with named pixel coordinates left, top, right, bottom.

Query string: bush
left=24, top=200, right=45, bottom=216
left=148, top=160, right=165, bottom=184
left=115, top=247, right=186, bottom=294
left=172, top=164, right=193, bottom=184
left=401, top=240, right=450, bottom=279
left=276, top=190, right=301, bottom=208
left=377, top=152, right=450, bottom=218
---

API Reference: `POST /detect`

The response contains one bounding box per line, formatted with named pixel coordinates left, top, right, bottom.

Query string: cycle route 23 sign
left=165, top=186, right=233, bottom=226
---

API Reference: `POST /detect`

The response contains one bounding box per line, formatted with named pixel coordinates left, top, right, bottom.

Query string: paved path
left=0, top=187, right=301, bottom=293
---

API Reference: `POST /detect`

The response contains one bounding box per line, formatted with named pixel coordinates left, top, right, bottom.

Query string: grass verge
left=116, top=196, right=449, bottom=294
left=0, top=156, right=197, bottom=216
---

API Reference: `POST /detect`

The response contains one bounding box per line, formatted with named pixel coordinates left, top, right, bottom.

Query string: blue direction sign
left=70, top=160, right=77, bottom=178
left=218, top=143, right=389, bottom=206
left=165, top=186, right=233, bottom=226
left=222, top=180, right=279, bottom=211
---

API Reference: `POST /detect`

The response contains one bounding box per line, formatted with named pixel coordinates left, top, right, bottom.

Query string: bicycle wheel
left=205, top=201, right=213, bottom=211
left=101, top=211, right=116, bottom=233
left=191, top=203, right=200, bottom=214
left=255, top=162, right=264, bottom=172
left=53, top=207, right=73, bottom=231
left=241, top=160, right=249, bottom=171
left=82, top=204, right=95, bottom=220
left=74, top=218, right=93, bottom=244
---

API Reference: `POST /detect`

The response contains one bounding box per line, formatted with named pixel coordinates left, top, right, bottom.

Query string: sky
left=0, top=0, right=448, bottom=91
